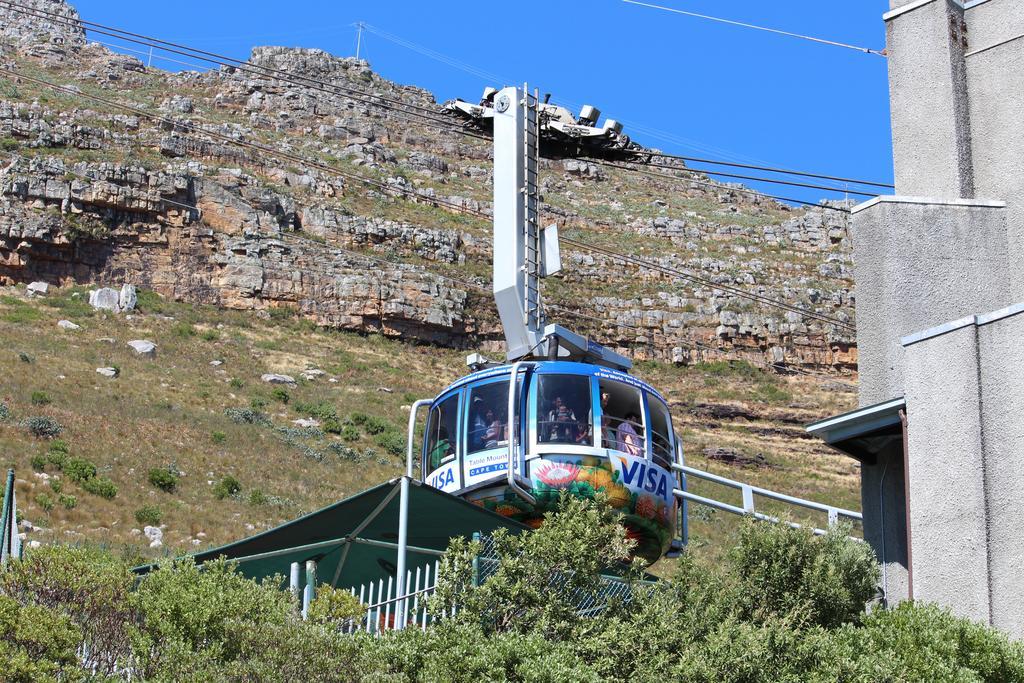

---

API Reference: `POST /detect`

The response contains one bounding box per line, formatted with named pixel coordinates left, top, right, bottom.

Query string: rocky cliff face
left=0, top=0, right=856, bottom=372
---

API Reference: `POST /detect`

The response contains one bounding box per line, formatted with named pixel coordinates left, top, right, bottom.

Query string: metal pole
left=394, top=475, right=410, bottom=630
left=147, top=46, right=153, bottom=68
left=289, top=561, right=301, bottom=607
left=0, top=469, right=12, bottom=566
left=355, top=22, right=364, bottom=60
left=302, top=560, right=317, bottom=619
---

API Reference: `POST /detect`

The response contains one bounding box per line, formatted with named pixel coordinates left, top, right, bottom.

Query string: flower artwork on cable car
left=420, top=361, right=680, bottom=565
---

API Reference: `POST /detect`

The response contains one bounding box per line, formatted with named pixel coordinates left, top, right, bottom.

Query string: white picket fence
left=342, top=559, right=441, bottom=634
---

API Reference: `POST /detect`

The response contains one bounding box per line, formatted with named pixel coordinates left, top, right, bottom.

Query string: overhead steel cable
left=622, top=150, right=895, bottom=190
left=4, top=66, right=852, bottom=334
left=589, top=156, right=877, bottom=198
left=0, top=68, right=492, bottom=222
left=0, top=1, right=488, bottom=143
left=586, top=158, right=852, bottom=212
left=558, top=234, right=855, bottom=331
left=622, top=0, right=887, bottom=57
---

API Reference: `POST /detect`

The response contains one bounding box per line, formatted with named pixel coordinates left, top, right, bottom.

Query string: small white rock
left=261, top=373, right=296, bottom=385
left=57, top=319, right=81, bottom=330
left=245, top=523, right=255, bottom=531
left=293, top=418, right=320, bottom=428
left=28, top=540, right=41, bottom=549
left=96, top=367, right=118, bottom=378
left=130, top=528, right=141, bottom=536
left=89, top=287, right=121, bottom=312
left=210, top=360, right=224, bottom=367
left=119, top=284, right=137, bottom=311
left=32, top=472, right=50, bottom=481
left=127, top=340, right=157, bottom=358
left=144, top=526, right=163, bottom=546
left=97, top=337, right=116, bottom=344
left=27, top=281, right=49, bottom=296
left=191, top=539, right=201, bottom=546
left=301, top=368, right=326, bottom=380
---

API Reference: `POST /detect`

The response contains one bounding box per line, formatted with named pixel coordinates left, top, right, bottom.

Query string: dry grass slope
left=1, top=284, right=858, bottom=565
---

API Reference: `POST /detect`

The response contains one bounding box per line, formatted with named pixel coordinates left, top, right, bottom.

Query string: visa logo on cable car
left=428, top=466, right=456, bottom=490
left=615, top=456, right=670, bottom=501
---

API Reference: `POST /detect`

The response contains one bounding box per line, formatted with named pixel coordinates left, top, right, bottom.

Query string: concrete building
left=807, top=0, right=1024, bottom=638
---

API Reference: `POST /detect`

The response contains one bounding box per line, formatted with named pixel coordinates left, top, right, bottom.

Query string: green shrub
left=295, top=401, right=338, bottom=422
left=0, top=402, right=9, bottom=420
left=19, top=351, right=34, bottom=363
left=200, top=329, right=219, bottom=342
left=729, top=520, right=879, bottom=629
left=82, top=476, right=117, bottom=500
left=58, top=494, right=77, bottom=510
left=341, top=424, right=359, bottom=441
left=136, top=289, right=169, bottom=313
left=64, top=457, right=97, bottom=484
left=211, top=431, right=227, bottom=445
left=30, top=390, right=52, bottom=406
left=349, top=413, right=389, bottom=435
left=323, top=418, right=344, bottom=435
left=225, top=407, right=270, bottom=426
left=306, top=586, right=364, bottom=625
left=3, top=303, right=42, bottom=323
left=364, top=416, right=390, bottom=435
left=34, top=492, right=55, bottom=513
left=0, top=595, right=82, bottom=679
left=172, top=322, right=196, bottom=338
left=46, top=441, right=69, bottom=469
left=270, top=387, right=290, bottom=404
left=248, top=488, right=268, bottom=506
left=135, top=505, right=162, bottom=526
left=376, top=431, right=405, bottom=456
left=24, top=416, right=63, bottom=439
left=30, top=454, right=47, bottom=471
left=49, top=478, right=62, bottom=494
left=250, top=396, right=269, bottom=411
left=48, top=439, right=70, bottom=456
left=213, top=475, right=241, bottom=500
left=229, top=377, right=244, bottom=389
left=148, top=468, right=178, bottom=493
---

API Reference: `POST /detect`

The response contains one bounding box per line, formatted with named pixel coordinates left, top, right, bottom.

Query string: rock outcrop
left=0, top=0, right=857, bottom=373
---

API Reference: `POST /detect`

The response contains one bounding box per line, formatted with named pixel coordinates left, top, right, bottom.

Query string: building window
left=536, top=375, right=593, bottom=446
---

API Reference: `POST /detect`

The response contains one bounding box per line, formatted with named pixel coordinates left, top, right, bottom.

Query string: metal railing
left=673, top=462, right=862, bottom=536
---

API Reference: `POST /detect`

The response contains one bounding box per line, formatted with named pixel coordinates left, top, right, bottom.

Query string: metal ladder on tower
left=522, top=86, right=544, bottom=335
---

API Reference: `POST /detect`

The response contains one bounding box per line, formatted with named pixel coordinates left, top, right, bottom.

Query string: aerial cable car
left=409, top=86, right=683, bottom=564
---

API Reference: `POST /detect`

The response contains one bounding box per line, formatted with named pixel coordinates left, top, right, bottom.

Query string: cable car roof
left=436, top=360, right=667, bottom=404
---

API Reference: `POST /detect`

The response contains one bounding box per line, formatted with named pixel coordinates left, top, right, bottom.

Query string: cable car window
left=425, top=394, right=458, bottom=474
left=648, top=397, right=674, bottom=469
left=467, top=380, right=509, bottom=454
left=598, top=379, right=645, bottom=456
left=537, top=375, right=593, bottom=446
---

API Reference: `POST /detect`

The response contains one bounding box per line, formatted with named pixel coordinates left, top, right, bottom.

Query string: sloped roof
left=136, top=478, right=530, bottom=590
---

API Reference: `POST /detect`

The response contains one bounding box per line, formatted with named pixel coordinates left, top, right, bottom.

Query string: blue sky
left=72, top=0, right=894, bottom=204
